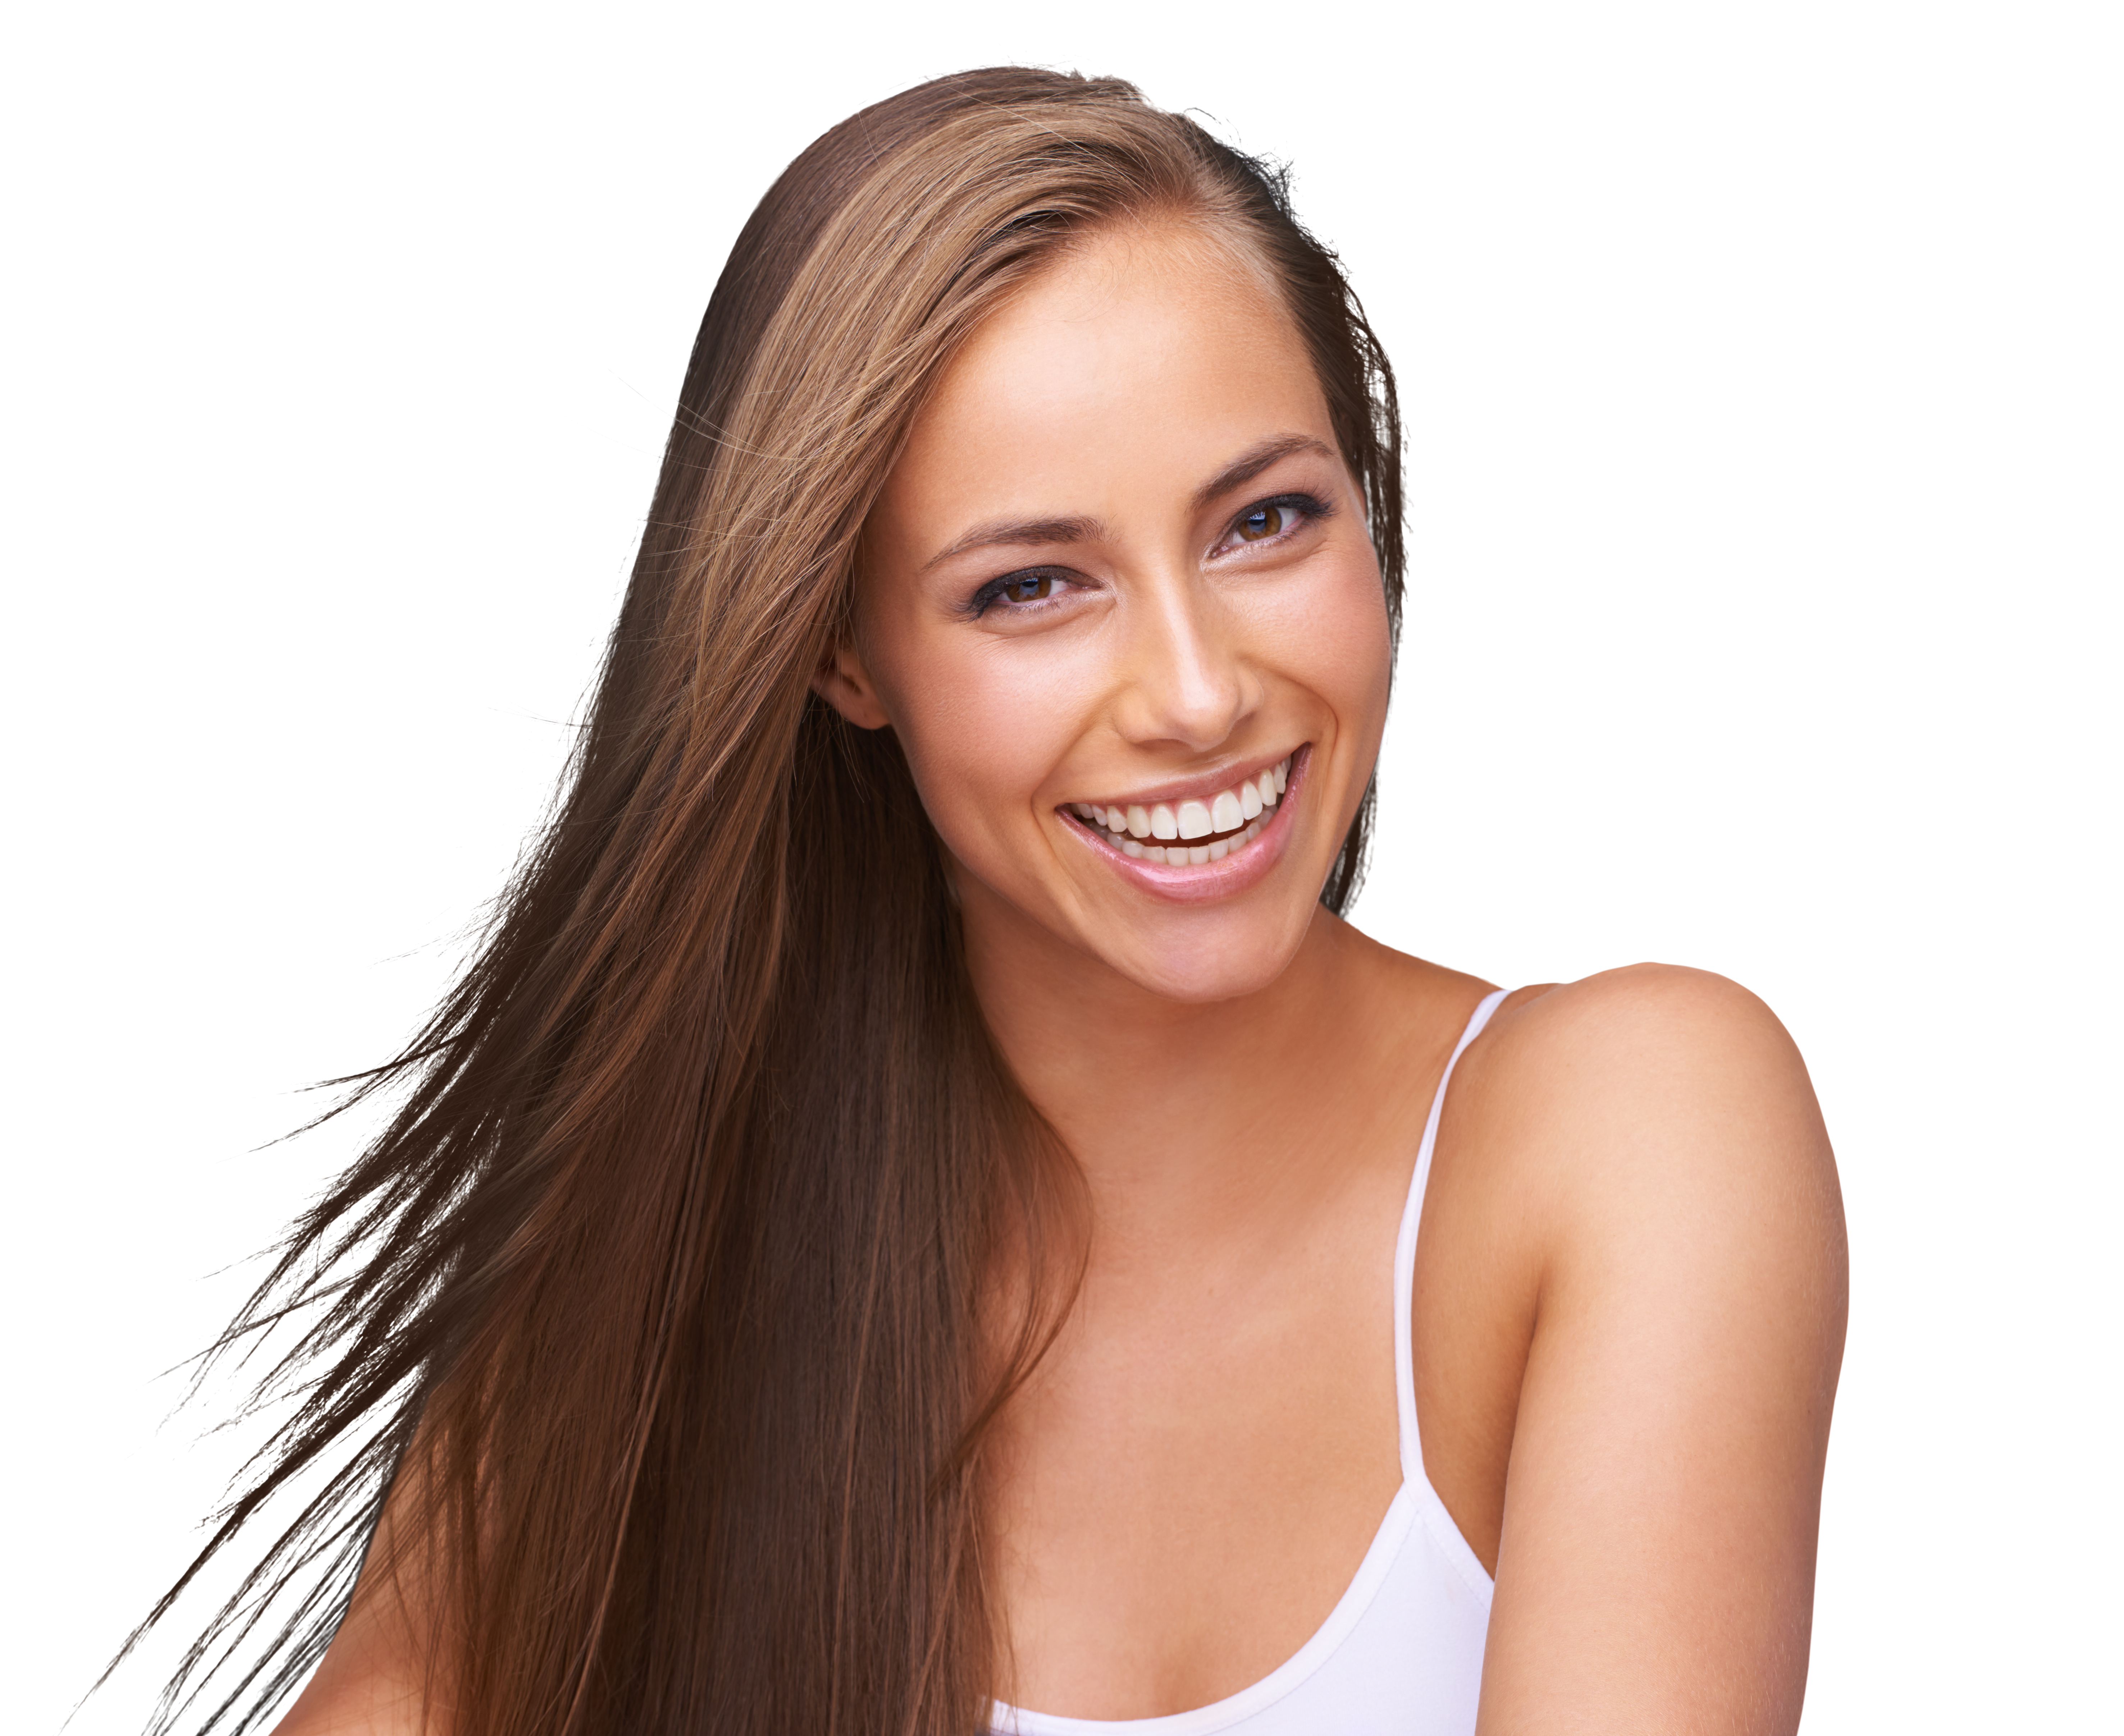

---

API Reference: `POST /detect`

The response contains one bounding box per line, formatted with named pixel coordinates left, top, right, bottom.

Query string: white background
left=7, top=2, right=2117, bottom=1730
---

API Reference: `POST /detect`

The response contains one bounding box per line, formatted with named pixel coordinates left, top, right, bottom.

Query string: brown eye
left=1237, top=505, right=1287, bottom=541
left=968, top=569, right=1076, bottom=618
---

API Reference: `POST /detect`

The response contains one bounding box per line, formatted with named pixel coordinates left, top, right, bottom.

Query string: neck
left=960, top=892, right=1404, bottom=1256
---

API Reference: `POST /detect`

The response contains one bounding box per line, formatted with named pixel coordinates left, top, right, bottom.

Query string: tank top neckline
left=992, top=987, right=1510, bottom=1735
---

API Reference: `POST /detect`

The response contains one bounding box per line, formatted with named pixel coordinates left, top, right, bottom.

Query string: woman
left=146, top=66, right=1845, bottom=1736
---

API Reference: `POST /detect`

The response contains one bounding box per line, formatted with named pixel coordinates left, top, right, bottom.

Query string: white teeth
left=1084, top=753, right=1296, bottom=867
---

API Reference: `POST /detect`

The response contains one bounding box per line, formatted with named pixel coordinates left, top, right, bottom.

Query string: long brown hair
left=131, top=67, right=1404, bottom=1736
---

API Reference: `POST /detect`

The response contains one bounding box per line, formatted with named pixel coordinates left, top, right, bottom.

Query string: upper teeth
left=1070, top=755, right=1291, bottom=847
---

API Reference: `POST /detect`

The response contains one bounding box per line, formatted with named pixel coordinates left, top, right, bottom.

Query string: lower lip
left=1059, top=747, right=1312, bottom=906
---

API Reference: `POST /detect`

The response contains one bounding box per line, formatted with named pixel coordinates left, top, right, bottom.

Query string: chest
left=983, top=1141, right=1535, bottom=1726
left=985, top=1198, right=1407, bottom=1719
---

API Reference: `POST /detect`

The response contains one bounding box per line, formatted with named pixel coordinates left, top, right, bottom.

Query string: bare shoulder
left=1454, top=963, right=1841, bottom=1249
left=270, top=1456, right=448, bottom=1736
left=1440, top=964, right=1848, bottom=1733
left=1476, top=960, right=1815, bottom=1098
left=1445, top=961, right=1847, bottom=1388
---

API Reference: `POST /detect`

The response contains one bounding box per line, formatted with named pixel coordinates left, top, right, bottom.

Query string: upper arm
left=1468, top=966, right=1847, bottom=1736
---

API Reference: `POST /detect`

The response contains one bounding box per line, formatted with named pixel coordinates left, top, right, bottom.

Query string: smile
left=1065, top=753, right=1293, bottom=865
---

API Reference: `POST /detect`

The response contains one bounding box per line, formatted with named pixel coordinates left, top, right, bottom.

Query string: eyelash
left=965, top=567, right=1074, bottom=619
left=1215, top=492, right=1333, bottom=555
left=964, top=492, right=1334, bottom=618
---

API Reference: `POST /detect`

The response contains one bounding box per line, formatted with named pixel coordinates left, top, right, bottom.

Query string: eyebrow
left=918, top=433, right=1338, bottom=573
left=920, top=513, right=1106, bottom=573
left=1190, top=434, right=1338, bottom=510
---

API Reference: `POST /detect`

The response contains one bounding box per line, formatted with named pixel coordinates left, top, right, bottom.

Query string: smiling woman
left=832, top=226, right=1389, bottom=976
left=134, top=66, right=1846, bottom=1736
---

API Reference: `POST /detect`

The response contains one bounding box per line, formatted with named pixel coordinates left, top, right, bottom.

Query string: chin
left=1093, top=907, right=1316, bottom=1006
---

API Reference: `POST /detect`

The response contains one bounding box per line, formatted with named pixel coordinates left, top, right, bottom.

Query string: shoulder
left=1448, top=963, right=1844, bottom=1307
left=1458, top=962, right=1831, bottom=1170
left=1433, top=965, right=1847, bottom=1727
left=269, top=1452, right=448, bottom=1736
left=1479, top=959, right=1808, bottom=1089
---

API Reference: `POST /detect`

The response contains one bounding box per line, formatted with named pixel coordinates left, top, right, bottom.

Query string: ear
left=811, top=640, right=892, bottom=730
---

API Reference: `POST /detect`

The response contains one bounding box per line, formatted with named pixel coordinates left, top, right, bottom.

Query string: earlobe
left=811, top=642, right=892, bottom=731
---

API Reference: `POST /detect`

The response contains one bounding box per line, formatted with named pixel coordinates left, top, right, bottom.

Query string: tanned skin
left=280, top=220, right=1845, bottom=1735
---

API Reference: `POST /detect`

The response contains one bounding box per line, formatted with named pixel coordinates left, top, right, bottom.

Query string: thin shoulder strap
left=1394, top=988, right=1509, bottom=1485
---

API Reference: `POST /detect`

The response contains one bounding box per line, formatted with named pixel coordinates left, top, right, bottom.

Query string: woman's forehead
left=878, top=223, right=1328, bottom=542
left=958, top=218, right=1294, bottom=384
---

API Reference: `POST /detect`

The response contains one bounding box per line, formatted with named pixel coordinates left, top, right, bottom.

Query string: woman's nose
left=1110, top=576, right=1252, bottom=753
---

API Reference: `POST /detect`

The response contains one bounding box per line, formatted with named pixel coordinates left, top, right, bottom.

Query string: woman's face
left=825, top=220, right=1392, bottom=1005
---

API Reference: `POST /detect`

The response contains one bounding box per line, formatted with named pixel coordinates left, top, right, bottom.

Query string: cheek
left=874, top=637, right=1087, bottom=861
left=1253, top=549, right=1394, bottom=728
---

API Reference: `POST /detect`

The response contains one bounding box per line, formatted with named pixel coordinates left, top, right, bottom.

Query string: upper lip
left=1061, top=747, right=1299, bottom=812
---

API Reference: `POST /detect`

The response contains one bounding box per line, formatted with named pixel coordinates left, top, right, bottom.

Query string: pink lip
left=1058, top=745, right=1313, bottom=905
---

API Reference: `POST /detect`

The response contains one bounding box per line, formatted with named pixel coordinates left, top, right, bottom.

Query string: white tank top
left=990, top=988, right=1507, bottom=1736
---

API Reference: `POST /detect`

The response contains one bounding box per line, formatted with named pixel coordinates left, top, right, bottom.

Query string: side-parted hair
left=133, top=67, right=1403, bottom=1736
